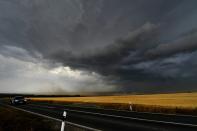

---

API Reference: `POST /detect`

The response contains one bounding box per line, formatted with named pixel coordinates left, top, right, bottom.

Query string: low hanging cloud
left=0, top=45, right=116, bottom=94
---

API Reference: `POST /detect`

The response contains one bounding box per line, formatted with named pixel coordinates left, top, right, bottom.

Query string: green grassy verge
left=0, top=105, right=60, bottom=131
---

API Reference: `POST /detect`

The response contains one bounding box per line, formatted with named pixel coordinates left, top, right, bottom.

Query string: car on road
left=10, top=96, right=27, bottom=105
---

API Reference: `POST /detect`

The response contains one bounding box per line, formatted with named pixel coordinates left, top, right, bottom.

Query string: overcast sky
left=0, top=0, right=197, bottom=94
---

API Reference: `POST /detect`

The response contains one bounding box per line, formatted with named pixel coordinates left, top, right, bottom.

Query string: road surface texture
left=1, top=100, right=197, bottom=131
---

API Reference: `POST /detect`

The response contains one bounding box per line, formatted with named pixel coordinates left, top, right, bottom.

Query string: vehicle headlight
left=14, top=100, right=19, bottom=102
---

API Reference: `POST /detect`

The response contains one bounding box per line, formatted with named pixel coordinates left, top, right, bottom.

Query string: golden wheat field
left=30, top=92, right=197, bottom=109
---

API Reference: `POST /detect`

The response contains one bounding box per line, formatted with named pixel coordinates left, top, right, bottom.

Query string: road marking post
left=129, top=102, right=133, bottom=111
left=61, top=111, right=67, bottom=131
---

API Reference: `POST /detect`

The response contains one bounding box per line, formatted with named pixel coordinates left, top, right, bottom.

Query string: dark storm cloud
left=50, top=23, right=158, bottom=69
left=1, top=0, right=197, bottom=93
left=146, top=31, right=197, bottom=58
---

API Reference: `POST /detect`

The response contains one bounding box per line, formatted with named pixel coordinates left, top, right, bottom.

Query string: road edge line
left=3, top=104, right=101, bottom=131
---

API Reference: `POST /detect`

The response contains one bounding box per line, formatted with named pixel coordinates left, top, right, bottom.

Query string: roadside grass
left=30, top=92, right=197, bottom=115
left=0, top=105, right=60, bottom=131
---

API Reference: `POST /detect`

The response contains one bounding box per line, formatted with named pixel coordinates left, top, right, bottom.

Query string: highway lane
left=30, top=102, right=197, bottom=125
left=1, top=101, right=197, bottom=131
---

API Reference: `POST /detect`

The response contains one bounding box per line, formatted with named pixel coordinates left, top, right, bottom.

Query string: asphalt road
left=1, top=101, right=197, bottom=131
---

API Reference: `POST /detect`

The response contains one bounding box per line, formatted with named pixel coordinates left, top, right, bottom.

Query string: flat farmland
left=30, top=92, right=197, bottom=109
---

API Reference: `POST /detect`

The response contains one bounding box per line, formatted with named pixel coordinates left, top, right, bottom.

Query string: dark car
left=11, top=96, right=27, bottom=105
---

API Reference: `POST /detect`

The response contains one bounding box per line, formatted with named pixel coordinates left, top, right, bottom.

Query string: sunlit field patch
left=30, top=92, right=197, bottom=115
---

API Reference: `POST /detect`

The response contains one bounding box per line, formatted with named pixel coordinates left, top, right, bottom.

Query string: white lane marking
left=3, top=104, right=101, bottom=131
left=32, top=102, right=197, bottom=118
left=30, top=103, right=197, bottom=128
